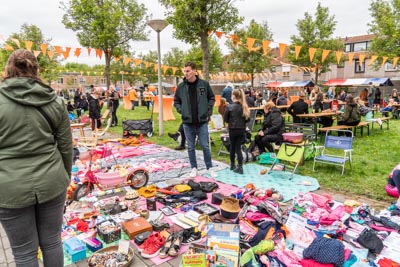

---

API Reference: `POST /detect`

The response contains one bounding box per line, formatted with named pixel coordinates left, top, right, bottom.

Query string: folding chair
left=313, top=130, right=353, bottom=175
left=268, top=143, right=305, bottom=179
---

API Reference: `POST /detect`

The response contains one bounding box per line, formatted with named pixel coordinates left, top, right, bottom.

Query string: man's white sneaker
left=189, top=168, right=198, bottom=178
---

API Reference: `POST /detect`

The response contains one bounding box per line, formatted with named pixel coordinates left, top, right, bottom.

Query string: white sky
left=0, top=0, right=372, bottom=65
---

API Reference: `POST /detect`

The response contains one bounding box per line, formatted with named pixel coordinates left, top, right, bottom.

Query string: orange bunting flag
left=95, top=49, right=102, bottom=59
left=308, top=47, right=317, bottom=62
left=393, top=57, right=399, bottom=68
left=87, top=48, right=92, bottom=56
left=359, top=53, right=366, bottom=64
left=262, top=40, right=271, bottom=55
left=33, top=50, right=41, bottom=58
left=5, top=44, right=14, bottom=51
left=381, top=56, right=388, bottom=67
left=321, top=49, right=331, bottom=63
left=11, top=38, right=20, bottom=48
left=172, top=67, right=178, bottom=75
left=74, top=48, right=81, bottom=57
left=40, top=44, right=48, bottom=56
left=247, top=38, right=256, bottom=52
left=47, top=51, right=55, bottom=60
left=215, top=31, right=224, bottom=38
left=133, top=59, right=142, bottom=66
left=279, top=43, right=287, bottom=58
left=368, top=55, right=378, bottom=66
left=144, top=62, right=150, bottom=68
left=63, top=47, right=71, bottom=59
left=153, top=64, right=158, bottom=71
left=294, top=45, right=302, bottom=60
left=207, top=30, right=213, bottom=36
left=54, top=46, right=61, bottom=55
left=24, top=41, right=33, bottom=51
left=114, top=56, right=121, bottom=62
left=347, top=52, right=354, bottom=65
left=162, top=66, right=169, bottom=73
left=124, top=57, right=130, bottom=65
left=335, top=51, right=343, bottom=64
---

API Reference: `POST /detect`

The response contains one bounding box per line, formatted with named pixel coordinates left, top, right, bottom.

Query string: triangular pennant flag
left=87, top=48, right=92, bottom=56
left=308, top=47, right=317, bottom=62
left=24, top=41, right=33, bottom=51
left=33, top=50, right=41, bottom=58
left=133, top=59, right=142, bottom=66
left=215, top=31, right=224, bottom=38
left=368, top=55, right=378, bottom=66
left=62, top=47, right=71, bottom=59
left=262, top=40, right=271, bottom=55
left=279, top=43, right=287, bottom=57
left=162, top=65, right=169, bottom=73
left=347, top=52, right=354, bottom=65
left=115, top=56, right=121, bottom=62
left=5, top=44, right=14, bottom=51
left=207, top=30, right=213, bottom=36
left=381, top=56, right=388, bottom=67
left=335, top=51, right=343, bottom=64
left=153, top=64, right=158, bottom=71
left=11, top=38, right=20, bottom=48
left=47, top=51, right=55, bottom=60
left=172, top=67, right=178, bottom=75
left=294, top=45, right=302, bottom=60
left=74, top=48, right=81, bottom=57
left=54, top=46, right=61, bottom=55
left=124, top=57, right=130, bottom=65
left=41, top=44, right=48, bottom=56
left=246, top=38, right=256, bottom=52
left=393, top=57, right=399, bottom=68
left=144, top=62, right=150, bottom=68
left=321, top=49, right=331, bottom=63
left=359, top=53, right=366, bottom=65
left=231, top=35, right=240, bottom=46
left=95, top=49, right=103, bottom=59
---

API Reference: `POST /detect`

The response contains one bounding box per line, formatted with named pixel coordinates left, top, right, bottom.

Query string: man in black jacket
left=288, top=92, right=309, bottom=123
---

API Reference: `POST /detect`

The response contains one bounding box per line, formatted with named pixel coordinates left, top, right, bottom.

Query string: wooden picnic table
left=297, top=112, right=338, bottom=135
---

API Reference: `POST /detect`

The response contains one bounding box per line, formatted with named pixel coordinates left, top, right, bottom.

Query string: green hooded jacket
left=0, top=78, right=73, bottom=208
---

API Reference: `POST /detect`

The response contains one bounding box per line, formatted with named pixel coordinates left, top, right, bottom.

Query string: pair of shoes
left=140, top=232, right=166, bottom=258
left=230, top=163, right=236, bottom=170
left=182, top=227, right=202, bottom=244
left=204, top=167, right=218, bottom=178
left=168, top=132, right=179, bottom=141
left=174, top=145, right=185, bottom=150
left=189, top=168, right=198, bottom=178
left=168, top=232, right=183, bottom=257
left=233, top=166, right=243, bottom=174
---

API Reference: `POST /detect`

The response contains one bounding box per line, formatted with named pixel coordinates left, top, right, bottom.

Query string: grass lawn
left=105, top=102, right=399, bottom=203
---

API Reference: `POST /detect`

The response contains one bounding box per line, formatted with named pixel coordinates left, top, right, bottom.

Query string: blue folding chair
left=313, top=130, right=353, bottom=175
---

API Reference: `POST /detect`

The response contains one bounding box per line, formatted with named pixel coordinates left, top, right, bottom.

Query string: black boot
left=233, top=166, right=243, bottom=174
left=175, top=137, right=186, bottom=150
left=230, top=163, right=236, bottom=170
left=168, top=132, right=179, bottom=141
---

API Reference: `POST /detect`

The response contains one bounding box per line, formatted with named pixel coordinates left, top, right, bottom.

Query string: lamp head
left=147, top=19, right=168, bottom=32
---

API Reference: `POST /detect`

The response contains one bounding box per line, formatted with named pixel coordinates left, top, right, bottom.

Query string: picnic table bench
left=369, top=116, right=390, bottom=130
left=318, top=121, right=370, bottom=136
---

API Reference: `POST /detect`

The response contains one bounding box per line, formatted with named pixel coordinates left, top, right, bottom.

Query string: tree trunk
left=104, top=50, right=111, bottom=89
left=200, top=32, right=210, bottom=80
left=251, top=73, right=254, bottom=88
left=314, top=64, right=319, bottom=85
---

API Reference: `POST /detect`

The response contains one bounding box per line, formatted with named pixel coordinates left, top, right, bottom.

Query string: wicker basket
left=87, top=245, right=134, bottom=267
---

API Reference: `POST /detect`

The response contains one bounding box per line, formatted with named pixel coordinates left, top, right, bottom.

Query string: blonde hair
left=264, top=101, right=276, bottom=112
left=232, top=89, right=250, bottom=119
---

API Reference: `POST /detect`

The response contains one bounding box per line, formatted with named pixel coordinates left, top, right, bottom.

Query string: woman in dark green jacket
left=0, top=49, right=72, bottom=267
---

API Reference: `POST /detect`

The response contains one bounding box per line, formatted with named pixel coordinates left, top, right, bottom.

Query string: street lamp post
left=148, top=19, right=168, bottom=136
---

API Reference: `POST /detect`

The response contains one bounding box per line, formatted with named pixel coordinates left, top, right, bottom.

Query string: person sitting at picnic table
left=337, top=94, right=360, bottom=136
left=287, top=91, right=309, bottom=123
left=313, top=92, right=333, bottom=128
left=254, top=102, right=285, bottom=153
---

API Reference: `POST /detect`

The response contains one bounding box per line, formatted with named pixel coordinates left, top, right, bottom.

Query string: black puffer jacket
left=261, top=107, right=285, bottom=135
left=223, top=102, right=248, bottom=129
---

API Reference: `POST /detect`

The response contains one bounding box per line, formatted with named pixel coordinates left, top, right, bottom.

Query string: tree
left=368, top=0, right=400, bottom=65
left=288, top=3, right=343, bottom=84
left=61, top=0, right=149, bottom=89
left=159, top=0, right=243, bottom=80
left=185, top=38, right=224, bottom=74
left=0, top=24, right=60, bottom=84
left=226, top=20, right=273, bottom=87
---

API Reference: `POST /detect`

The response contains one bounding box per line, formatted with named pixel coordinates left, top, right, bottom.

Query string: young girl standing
left=223, top=89, right=250, bottom=174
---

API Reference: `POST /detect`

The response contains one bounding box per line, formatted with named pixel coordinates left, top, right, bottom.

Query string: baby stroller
left=122, top=106, right=154, bottom=138
left=218, top=129, right=253, bottom=162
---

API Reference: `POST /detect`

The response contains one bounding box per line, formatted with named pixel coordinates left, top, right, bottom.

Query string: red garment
left=300, top=259, right=334, bottom=267
left=377, top=257, right=400, bottom=267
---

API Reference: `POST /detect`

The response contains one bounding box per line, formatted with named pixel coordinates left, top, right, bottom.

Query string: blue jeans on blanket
left=0, top=191, right=66, bottom=267
left=183, top=123, right=212, bottom=169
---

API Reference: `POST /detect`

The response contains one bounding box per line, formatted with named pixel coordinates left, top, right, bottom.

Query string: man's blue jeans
left=130, top=100, right=135, bottom=110
left=0, top=191, right=66, bottom=267
left=183, top=123, right=212, bottom=169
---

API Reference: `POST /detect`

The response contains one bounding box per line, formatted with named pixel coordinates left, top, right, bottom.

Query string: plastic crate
left=96, top=220, right=121, bottom=244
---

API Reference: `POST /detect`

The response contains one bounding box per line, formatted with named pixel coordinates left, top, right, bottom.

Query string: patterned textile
left=303, top=237, right=344, bottom=267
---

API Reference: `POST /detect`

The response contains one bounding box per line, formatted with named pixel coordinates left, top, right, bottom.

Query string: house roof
left=340, top=34, right=375, bottom=44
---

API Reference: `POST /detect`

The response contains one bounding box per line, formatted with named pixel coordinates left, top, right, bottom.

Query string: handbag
left=257, top=152, right=279, bottom=165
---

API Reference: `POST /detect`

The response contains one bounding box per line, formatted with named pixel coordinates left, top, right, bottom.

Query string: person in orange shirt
left=128, top=88, right=137, bottom=110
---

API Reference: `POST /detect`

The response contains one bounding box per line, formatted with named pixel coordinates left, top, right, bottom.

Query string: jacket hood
left=0, top=77, right=57, bottom=107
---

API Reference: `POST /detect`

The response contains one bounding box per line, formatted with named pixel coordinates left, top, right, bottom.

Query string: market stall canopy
left=324, top=78, right=393, bottom=87
left=149, top=82, right=175, bottom=87
left=265, top=80, right=314, bottom=88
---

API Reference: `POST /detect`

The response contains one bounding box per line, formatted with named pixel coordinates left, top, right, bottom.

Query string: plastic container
left=282, top=133, right=303, bottom=143
left=64, top=237, right=86, bottom=263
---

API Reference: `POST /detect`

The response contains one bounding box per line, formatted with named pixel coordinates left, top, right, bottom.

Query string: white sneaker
left=189, top=168, right=198, bottom=178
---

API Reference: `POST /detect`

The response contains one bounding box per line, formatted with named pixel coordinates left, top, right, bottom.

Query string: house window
left=271, top=66, right=276, bottom=72
left=283, top=71, right=290, bottom=77
left=353, top=42, right=367, bottom=52
left=58, top=77, right=64, bottom=84
left=355, top=59, right=365, bottom=73
left=303, top=71, right=311, bottom=76
left=385, top=62, right=400, bottom=71
left=345, top=44, right=352, bottom=52
left=100, top=78, right=106, bottom=85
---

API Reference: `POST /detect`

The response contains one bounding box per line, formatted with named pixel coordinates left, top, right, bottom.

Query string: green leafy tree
left=159, top=0, right=243, bottom=80
left=0, top=24, right=60, bottom=84
left=368, top=0, right=400, bottom=66
left=185, top=38, right=224, bottom=75
left=61, top=0, right=149, bottom=89
left=226, top=20, right=273, bottom=86
left=288, top=2, right=343, bottom=84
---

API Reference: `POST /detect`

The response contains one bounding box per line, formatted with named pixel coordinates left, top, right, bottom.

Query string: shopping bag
left=257, top=152, right=279, bottom=165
